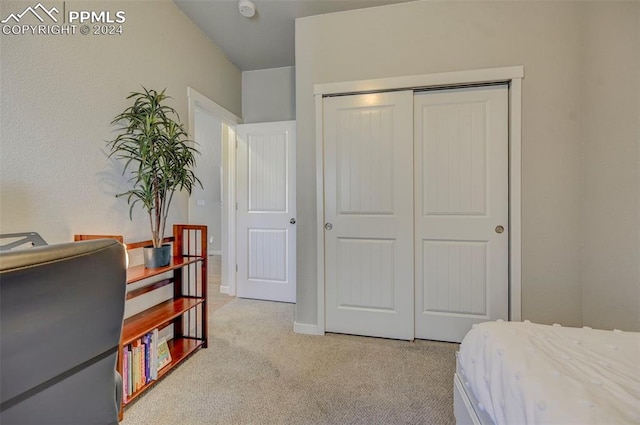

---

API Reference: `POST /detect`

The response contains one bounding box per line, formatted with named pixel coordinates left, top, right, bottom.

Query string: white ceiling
left=173, top=0, right=414, bottom=71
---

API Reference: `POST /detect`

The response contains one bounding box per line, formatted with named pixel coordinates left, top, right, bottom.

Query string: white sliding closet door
left=414, top=85, right=509, bottom=342
left=323, top=91, right=414, bottom=340
left=236, top=121, right=296, bottom=303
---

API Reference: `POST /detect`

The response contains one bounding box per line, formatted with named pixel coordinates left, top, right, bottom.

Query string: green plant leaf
left=106, top=87, right=202, bottom=247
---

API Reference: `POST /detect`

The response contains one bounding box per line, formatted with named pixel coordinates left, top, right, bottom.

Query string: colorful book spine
left=132, top=345, right=137, bottom=393
left=157, top=337, right=172, bottom=370
left=121, top=328, right=164, bottom=401
left=122, top=347, right=129, bottom=403
left=127, top=345, right=132, bottom=397
left=139, top=342, right=145, bottom=389
left=132, top=339, right=141, bottom=392
left=144, top=333, right=151, bottom=384
left=151, top=328, right=159, bottom=380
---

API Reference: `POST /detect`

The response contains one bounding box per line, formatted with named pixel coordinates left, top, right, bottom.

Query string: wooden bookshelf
left=74, top=224, right=208, bottom=421
left=121, top=297, right=206, bottom=344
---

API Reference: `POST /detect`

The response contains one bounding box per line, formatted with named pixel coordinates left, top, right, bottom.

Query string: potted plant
left=107, top=87, right=201, bottom=268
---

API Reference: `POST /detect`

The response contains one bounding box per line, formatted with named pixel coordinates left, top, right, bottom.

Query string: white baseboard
left=294, top=322, right=324, bottom=335
left=220, top=285, right=231, bottom=294
left=208, top=250, right=222, bottom=256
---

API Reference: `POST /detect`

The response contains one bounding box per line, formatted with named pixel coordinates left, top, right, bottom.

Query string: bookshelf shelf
left=74, top=224, right=208, bottom=421
left=126, top=256, right=202, bottom=284
left=121, top=297, right=205, bottom=345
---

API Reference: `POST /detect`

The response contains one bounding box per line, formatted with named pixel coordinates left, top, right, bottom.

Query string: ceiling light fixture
left=238, top=0, right=256, bottom=18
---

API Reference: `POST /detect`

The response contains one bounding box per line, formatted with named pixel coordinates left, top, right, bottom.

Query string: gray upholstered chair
left=0, top=239, right=126, bottom=425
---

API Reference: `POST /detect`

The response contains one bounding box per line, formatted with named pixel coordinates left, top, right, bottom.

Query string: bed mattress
left=458, top=320, right=640, bottom=425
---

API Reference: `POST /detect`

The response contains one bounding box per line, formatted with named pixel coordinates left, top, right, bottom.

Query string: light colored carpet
left=121, top=298, right=459, bottom=425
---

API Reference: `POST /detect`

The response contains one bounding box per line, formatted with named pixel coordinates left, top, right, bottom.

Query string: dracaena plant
left=107, top=87, right=202, bottom=248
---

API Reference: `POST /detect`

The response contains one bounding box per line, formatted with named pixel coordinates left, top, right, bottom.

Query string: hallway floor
left=207, top=255, right=234, bottom=313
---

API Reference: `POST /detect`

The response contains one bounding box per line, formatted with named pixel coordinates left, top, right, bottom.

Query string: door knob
left=325, top=223, right=333, bottom=231
left=495, top=225, right=504, bottom=234
left=290, top=218, right=296, bottom=224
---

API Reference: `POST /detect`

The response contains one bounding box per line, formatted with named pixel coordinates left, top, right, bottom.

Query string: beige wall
left=581, top=3, right=640, bottom=331
left=0, top=1, right=241, bottom=245
left=295, top=1, right=639, bottom=330
left=242, top=66, right=296, bottom=123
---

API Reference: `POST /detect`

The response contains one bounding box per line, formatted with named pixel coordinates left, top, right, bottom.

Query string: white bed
left=454, top=320, right=640, bottom=425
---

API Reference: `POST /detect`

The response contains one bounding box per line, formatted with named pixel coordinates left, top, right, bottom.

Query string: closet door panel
left=323, top=91, right=414, bottom=340
left=415, top=86, right=509, bottom=343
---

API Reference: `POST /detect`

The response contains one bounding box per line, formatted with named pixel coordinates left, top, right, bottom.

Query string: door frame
left=187, top=87, right=242, bottom=295
left=312, top=66, right=523, bottom=336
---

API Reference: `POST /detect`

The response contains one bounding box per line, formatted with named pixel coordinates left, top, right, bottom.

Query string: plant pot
left=143, top=245, right=171, bottom=268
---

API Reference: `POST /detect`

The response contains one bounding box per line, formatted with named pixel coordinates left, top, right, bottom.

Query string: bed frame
left=453, top=353, right=495, bottom=425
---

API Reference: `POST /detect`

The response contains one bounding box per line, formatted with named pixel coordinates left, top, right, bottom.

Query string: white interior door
left=323, top=91, right=414, bottom=340
left=236, top=121, right=296, bottom=303
left=414, top=85, right=509, bottom=342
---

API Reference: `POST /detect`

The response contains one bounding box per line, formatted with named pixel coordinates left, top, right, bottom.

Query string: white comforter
left=458, top=321, right=640, bottom=425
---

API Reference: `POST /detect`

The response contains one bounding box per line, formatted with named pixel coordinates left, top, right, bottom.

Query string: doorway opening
left=187, top=87, right=241, bottom=300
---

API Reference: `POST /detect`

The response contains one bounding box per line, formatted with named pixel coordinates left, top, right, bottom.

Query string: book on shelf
left=127, top=346, right=132, bottom=396
left=131, top=339, right=142, bottom=391
left=151, top=328, right=159, bottom=380
left=122, top=329, right=172, bottom=399
left=143, top=333, right=151, bottom=384
left=157, top=337, right=172, bottom=370
left=122, top=346, right=129, bottom=403
left=139, top=342, right=145, bottom=389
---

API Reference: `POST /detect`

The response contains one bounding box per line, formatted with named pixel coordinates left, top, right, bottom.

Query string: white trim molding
left=294, top=321, right=324, bottom=336
left=311, top=66, right=523, bottom=337
left=508, top=78, right=523, bottom=322
left=187, top=87, right=242, bottom=297
left=314, top=66, right=524, bottom=96
left=314, top=94, right=326, bottom=336
left=188, top=87, right=242, bottom=125
left=222, top=124, right=238, bottom=296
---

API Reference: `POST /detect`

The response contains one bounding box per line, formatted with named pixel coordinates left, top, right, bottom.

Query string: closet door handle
left=495, top=225, right=504, bottom=234
left=325, top=223, right=333, bottom=231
